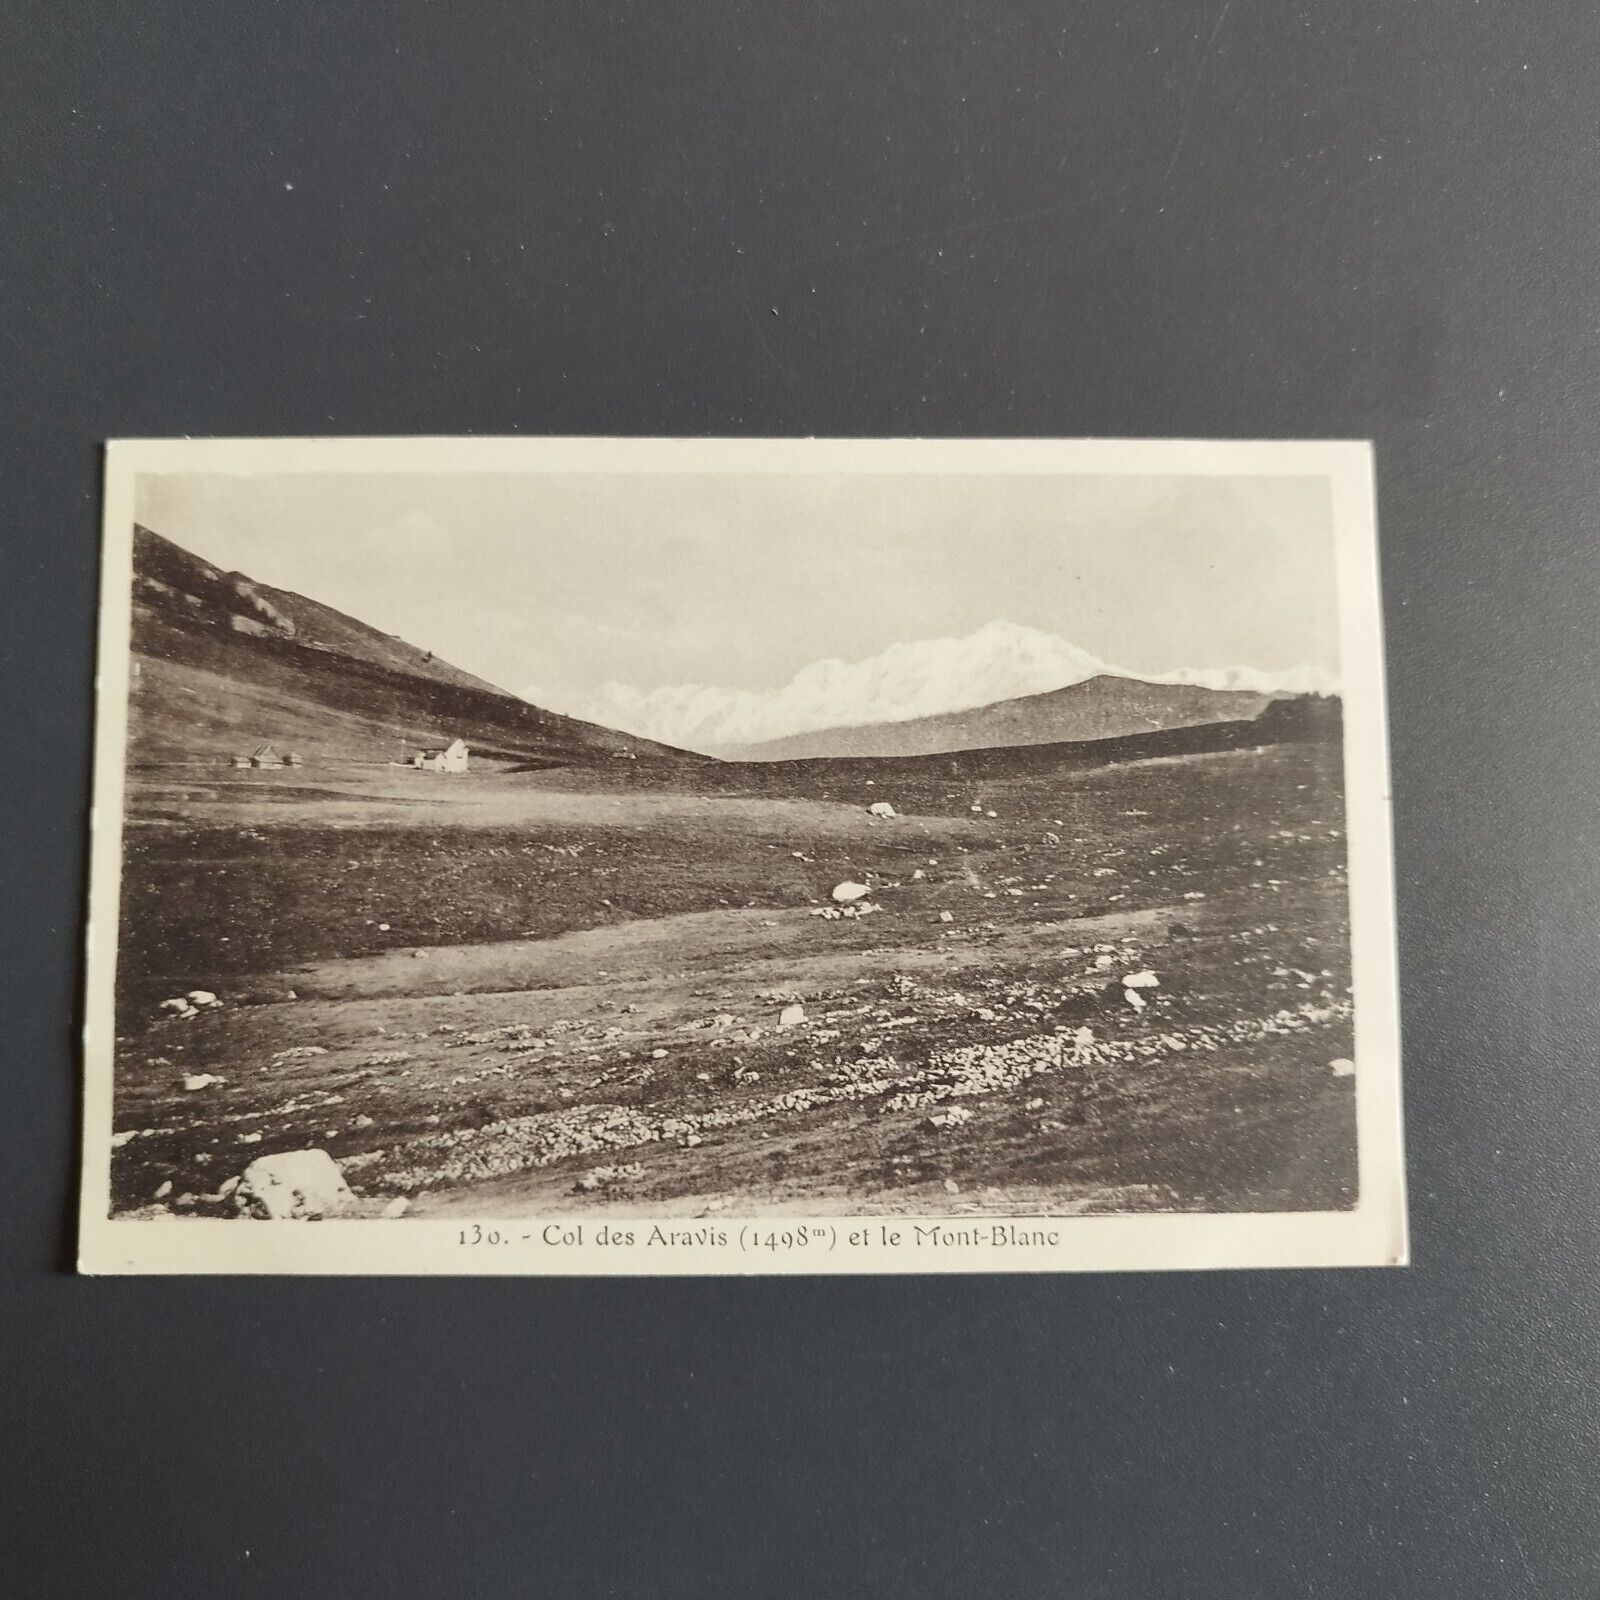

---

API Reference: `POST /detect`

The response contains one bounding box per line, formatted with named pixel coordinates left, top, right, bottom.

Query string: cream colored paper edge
left=78, top=436, right=1406, bottom=1276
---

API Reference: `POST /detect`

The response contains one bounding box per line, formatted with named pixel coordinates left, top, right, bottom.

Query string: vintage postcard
left=79, top=437, right=1405, bottom=1274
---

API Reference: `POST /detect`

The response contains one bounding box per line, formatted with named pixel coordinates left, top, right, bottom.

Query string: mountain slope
left=133, top=526, right=513, bottom=694
left=128, top=526, right=700, bottom=770
left=711, top=674, right=1277, bottom=760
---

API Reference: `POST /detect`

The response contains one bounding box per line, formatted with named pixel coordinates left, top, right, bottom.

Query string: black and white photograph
left=80, top=436, right=1403, bottom=1274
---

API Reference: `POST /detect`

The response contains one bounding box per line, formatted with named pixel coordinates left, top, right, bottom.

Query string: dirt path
left=284, top=897, right=1183, bottom=1002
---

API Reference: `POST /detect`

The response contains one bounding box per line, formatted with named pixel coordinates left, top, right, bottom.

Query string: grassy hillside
left=127, top=526, right=702, bottom=770
left=713, top=674, right=1274, bottom=760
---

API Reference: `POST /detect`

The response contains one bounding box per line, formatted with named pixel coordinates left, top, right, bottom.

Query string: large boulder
left=233, top=1149, right=353, bottom=1220
left=831, top=881, right=871, bottom=903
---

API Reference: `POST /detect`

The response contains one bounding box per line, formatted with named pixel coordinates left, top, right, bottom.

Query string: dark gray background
left=4, top=3, right=1597, bottom=1595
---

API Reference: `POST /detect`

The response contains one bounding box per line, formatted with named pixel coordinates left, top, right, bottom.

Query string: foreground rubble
left=110, top=742, right=1357, bottom=1218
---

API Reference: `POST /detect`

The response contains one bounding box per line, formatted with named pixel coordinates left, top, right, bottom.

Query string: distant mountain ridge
left=704, top=691, right=1344, bottom=790
left=711, top=674, right=1284, bottom=760
left=128, top=526, right=699, bottom=770
left=540, top=620, right=1337, bottom=753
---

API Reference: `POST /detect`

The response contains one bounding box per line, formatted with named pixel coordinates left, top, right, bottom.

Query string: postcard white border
left=79, top=436, right=1405, bottom=1275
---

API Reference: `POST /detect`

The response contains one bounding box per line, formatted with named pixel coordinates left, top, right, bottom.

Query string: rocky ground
left=107, top=741, right=1358, bottom=1219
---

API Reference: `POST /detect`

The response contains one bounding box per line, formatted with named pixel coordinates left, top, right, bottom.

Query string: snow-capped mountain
left=532, top=620, right=1336, bottom=753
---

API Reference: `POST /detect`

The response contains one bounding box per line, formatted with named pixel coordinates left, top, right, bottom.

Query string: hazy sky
left=135, top=470, right=1339, bottom=698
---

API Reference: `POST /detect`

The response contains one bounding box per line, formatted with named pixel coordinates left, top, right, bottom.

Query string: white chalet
left=413, top=738, right=469, bottom=773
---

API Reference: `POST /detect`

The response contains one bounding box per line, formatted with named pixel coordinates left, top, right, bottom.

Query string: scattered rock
left=380, top=1197, right=411, bottom=1218
left=575, top=1162, right=645, bottom=1192
left=1330, top=1058, right=1356, bottom=1077
left=1121, top=970, right=1160, bottom=990
left=233, top=1149, right=353, bottom=1220
left=928, top=1106, right=973, bottom=1128
left=154, top=1179, right=173, bottom=1199
left=181, top=1073, right=222, bottom=1092
left=867, top=801, right=898, bottom=819
left=187, top=990, right=221, bottom=1007
left=411, top=949, right=429, bottom=960
left=651, top=1048, right=668, bottom=1059
left=1124, top=989, right=1147, bottom=1012
left=938, top=910, right=954, bottom=923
